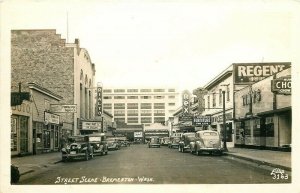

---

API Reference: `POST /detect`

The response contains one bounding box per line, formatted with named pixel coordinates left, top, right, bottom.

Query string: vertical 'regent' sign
left=97, top=85, right=103, bottom=116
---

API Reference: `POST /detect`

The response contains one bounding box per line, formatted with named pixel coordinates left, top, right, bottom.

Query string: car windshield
left=151, top=138, right=159, bottom=143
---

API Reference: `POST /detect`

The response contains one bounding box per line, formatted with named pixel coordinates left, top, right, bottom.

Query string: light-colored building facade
left=102, top=87, right=180, bottom=126
left=234, top=67, right=291, bottom=149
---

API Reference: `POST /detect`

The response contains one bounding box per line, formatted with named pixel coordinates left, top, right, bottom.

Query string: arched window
left=89, top=79, right=92, bottom=88
left=85, top=75, right=88, bottom=86
left=80, top=70, right=83, bottom=81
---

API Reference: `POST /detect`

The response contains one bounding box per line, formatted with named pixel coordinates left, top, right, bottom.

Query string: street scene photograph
left=1, top=0, right=300, bottom=193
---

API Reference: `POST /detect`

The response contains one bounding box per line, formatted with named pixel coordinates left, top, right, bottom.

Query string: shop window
left=55, top=126, right=59, bottom=148
left=244, top=120, right=251, bottom=136
left=19, top=116, right=29, bottom=153
left=44, top=129, right=50, bottom=149
left=253, top=119, right=261, bottom=137
left=11, top=117, right=18, bottom=151
left=265, top=117, right=274, bottom=137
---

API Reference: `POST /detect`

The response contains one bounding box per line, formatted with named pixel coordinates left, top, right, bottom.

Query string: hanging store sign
left=11, top=92, right=30, bottom=106
left=50, top=104, right=77, bottom=113
left=193, top=116, right=211, bottom=126
left=182, top=90, right=191, bottom=115
left=44, top=112, right=60, bottom=124
left=97, top=85, right=103, bottom=116
left=179, top=115, right=193, bottom=122
left=233, top=63, right=291, bottom=84
left=82, top=121, right=101, bottom=130
left=271, top=76, right=291, bottom=95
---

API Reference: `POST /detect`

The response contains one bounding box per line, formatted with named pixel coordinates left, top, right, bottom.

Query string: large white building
left=102, top=87, right=180, bottom=126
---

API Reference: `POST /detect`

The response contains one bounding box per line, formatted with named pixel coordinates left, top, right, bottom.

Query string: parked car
left=148, top=136, right=160, bottom=148
left=107, top=138, right=120, bottom=151
left=190, top=130, right=223, bottom=155
left=168, top=136, right=180, bottom=149
left=85, top=134, right=108, bottom=156
left=61, top=136, right=94, bottom=162
left=160, top=137, right=171, bottom=146
left=178, top=132, right=196, bottom=152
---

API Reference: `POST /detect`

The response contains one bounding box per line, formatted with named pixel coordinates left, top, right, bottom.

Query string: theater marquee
left=233, top=62, right=291, bottom=84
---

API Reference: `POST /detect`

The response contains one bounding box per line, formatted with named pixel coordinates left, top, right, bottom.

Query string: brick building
left=11, top=29, right=97, bottom=154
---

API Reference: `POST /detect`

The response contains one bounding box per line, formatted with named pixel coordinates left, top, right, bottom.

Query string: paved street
left=17, top=144, right=291, bottom=184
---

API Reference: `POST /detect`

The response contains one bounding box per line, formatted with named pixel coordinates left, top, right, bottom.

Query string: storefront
left=234, top=67, right=291, bottom=150
left=11, top=101, right=33, bottom=156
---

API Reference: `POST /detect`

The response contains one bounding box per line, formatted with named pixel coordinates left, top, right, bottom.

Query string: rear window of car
left=202, top=132, right=218, bottom=136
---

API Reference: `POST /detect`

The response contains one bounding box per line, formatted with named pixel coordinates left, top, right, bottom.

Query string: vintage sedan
left=190, top=130, right=223, bottom=156
left=168, top=136, right=180, bottom=149
left=148, top=136, right=160, bottom=148
left=85, top=134, right=108, bottom=156
left=61, top=136, right=94, bottom=162
left=107, top=138, right=120, bottom=151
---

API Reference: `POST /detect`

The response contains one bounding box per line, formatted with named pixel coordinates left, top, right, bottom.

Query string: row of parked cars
left=61, top=134, right=130, bottom=162
left=148, top=130, right=224, bottom=156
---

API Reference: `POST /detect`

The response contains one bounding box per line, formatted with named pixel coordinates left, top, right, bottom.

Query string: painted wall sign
left=50, top=104, right=77, bottom=113
left=271, top=76, right=291, bottom=95
left=82, top=121, right=101, bottom=130
left=233, top=63, right=291, bottom=84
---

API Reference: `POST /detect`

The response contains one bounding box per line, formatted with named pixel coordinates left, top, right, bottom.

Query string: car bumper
left=198, top=147, right=223, bottom=152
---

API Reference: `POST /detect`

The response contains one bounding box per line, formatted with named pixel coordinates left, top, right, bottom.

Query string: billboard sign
left=50, top=104, right=77, bottom=113
left=82, top=121, right=101, bottom=130
left=271, top=76, right=291, bottom=95
left=134, top=132, right=143, bottom=138
left=233, top=63, right=291, bottom=84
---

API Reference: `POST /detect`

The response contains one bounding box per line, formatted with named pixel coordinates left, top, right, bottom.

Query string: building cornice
left=28, top=82, right=63, bottom=101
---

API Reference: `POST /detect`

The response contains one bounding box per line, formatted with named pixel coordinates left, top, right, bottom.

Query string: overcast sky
left=2, top=0, right=299, bottom=92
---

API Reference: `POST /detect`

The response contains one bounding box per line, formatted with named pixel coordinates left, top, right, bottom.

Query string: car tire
left=62, top=156, right=67, bottom=162
left=105, top=151, right=108, bottom=155
left=197, top=149, right=201, bottom=156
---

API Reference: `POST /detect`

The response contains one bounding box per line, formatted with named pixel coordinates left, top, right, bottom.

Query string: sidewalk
left=224, top=147, right=291, bottom=171
left=11, top=152, right=62, bottom=176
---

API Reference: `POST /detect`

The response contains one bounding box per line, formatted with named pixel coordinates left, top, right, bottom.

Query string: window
left=168, top=95, right=175, bottom=99
left=219, top=89, right=222, bottom=105
left=141, top=103, right=152, bottom=109
left=141, top=96, right=151, bottom=99
left=168, top=103, right=175, bottom=106
left=207, top=96, right=210, bottom=109
left=127, top=103, right=138, bottom=109
left=141, top=117, right=152, bottom=123
left=103, top=96, right=112, bottom=99
left=154, top=96, right=164, bottom=99
left=114, top=103, right=125, bottom=109
left=141, top=110, right=152, bottom=116
left=212, top=93, right=216, bottom=107
left=227, top=87, right=230, bottom=102
left=114, top=96, right=125, bottom=99
left=127, top=117, right=139, bottom=123
left=154, top=110, right=165, bottom=116
left=114, top=118, right=125, bottom=123
left=140, top=89, right=151, bottom=92
left=114, top=89, right=125, bottom=93
left=154, top=117, right=165, bottom=123
left=114, top=110, right=125, bottom=116
left=103, top=89, right=112, bottom=93
left=103, top=103, right=112, bottom=109
left=154, top=103, right=165, bottom=109
left=127, top=110, right=139, bottom=116
left=44, top=99, right=50, bottom=111
left=154, top=89, right=165, bottom=92
left=168, top=89, right=175, bottom=92
left=127, top=89, right=138, bottom=92
left=127, top=96, right=138, bottom=99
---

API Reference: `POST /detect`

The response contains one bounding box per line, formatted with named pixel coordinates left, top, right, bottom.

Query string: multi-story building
left=102, top=87, right=180, bottom=126
left=11, top=29, right=97, bottom=155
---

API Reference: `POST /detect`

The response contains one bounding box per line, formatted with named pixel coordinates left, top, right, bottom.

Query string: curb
left=224, top=153, right=291, bottom=172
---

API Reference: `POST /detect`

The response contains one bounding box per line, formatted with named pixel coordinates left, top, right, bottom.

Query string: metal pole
left=101, top=116, right=104, bottom=133
left=222, top=90, right=228, bottom=151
